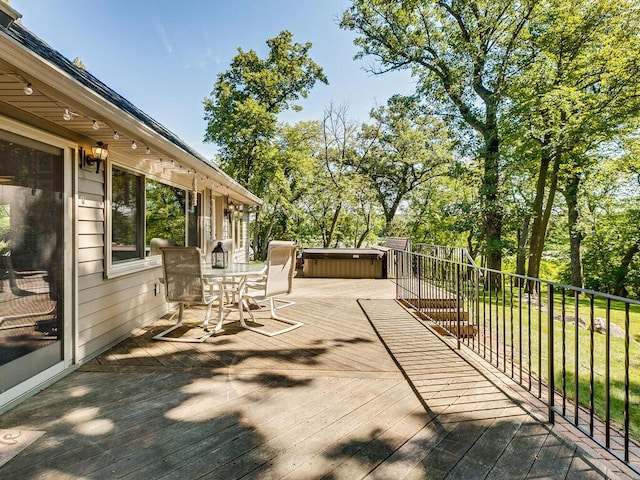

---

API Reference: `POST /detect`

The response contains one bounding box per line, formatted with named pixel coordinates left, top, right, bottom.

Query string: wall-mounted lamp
left=224, top=202, right=236, bottom=217
left=81, top=141, right=108, bottom=173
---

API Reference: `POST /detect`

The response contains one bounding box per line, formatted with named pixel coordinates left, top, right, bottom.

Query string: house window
left=111, top=168, right=143, bottom=263
left=110, top=167, right=197, bottom=270
left=187, top=192, right=201, bottom=247
left=233, top=207, right=244, bottom=250
left=145, top=179, right=186, bottom=249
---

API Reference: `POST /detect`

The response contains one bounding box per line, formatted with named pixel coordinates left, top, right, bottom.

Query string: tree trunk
left=613, top=238, right=640, bottom=297
left=481, top=117, right=502, bottom=287
left=324, top=204, right=342, bottom=248
left=564, top=173, right=584, bottom=289
left=515, top=214, right=530, bottom=281
left=356, top=208, right=372, bottom=248
left=527, top=149, right=561, bottom=293
left=527, top=145, right=561, bottom=275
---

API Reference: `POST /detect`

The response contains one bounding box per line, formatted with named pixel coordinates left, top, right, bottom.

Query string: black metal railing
left=394, top=249, right=640, bottom=472
left=413, top=243, right=477, bottom=266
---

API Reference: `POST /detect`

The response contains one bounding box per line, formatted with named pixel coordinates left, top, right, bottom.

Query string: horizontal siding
left=76, top=175, right=167, bottom=363
left=78, top=220, right=104, bottom=235
left=78, top=259, right=103, bottom=277
left=78, top=268, right=161, bottom=322
left=77, top=206, right=103, bottom=222
left=77, top=303, right=168, bottom=361
left=77, top=246, right=103, bottom=263
left=78, top=195, right=103, bottom=209
left=78, top=234, right=104, bottom=249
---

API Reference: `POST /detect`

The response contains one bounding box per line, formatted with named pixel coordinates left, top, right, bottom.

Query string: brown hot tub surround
left=302, top=247, right=389, bottom=279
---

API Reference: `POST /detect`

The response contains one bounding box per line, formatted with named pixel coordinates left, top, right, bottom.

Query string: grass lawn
left=460, top=283, right=640, bottom=440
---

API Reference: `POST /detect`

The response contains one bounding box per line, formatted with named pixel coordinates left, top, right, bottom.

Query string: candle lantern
left=211, top=241, right=228, bottom=269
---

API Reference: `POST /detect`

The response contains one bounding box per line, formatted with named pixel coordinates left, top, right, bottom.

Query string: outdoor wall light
left=224, top=202, right=236, bottom=217
left=81, top=141, right=108, bottom=173
left=23, top=82, right=33, bottom=95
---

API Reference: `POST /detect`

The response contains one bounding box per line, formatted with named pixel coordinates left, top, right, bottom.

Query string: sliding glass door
left=0, top=129, right=65, bottom=394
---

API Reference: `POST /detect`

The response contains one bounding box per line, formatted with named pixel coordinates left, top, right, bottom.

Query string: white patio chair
left=244, top=240, right=297, bottom=309
left=149, top=237, right=176, bottom=256
left=238, top=243, right=303, bottom=336
left=153, top=246, right=224, bottom=342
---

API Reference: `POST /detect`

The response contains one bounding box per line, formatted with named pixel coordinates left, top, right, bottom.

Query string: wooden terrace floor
left=0, top=277, right=636, bottom=479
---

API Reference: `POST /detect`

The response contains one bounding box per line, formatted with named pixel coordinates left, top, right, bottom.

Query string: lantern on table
left=211, top=241, right=228, bottom=269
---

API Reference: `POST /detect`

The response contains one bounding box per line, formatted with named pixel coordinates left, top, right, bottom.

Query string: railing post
left=417, top=255, right=422, bottom=314
left=547, top=283, right=555, bottom=424
left=456, top=263, right=461, bottom=350
left=394, top=250, right=399, bottom=300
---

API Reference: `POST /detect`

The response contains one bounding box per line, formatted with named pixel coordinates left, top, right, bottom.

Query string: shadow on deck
left=0, top=278, right=635, bottom=479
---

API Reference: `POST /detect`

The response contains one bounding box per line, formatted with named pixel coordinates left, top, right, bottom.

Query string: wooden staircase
left=400, top=287, right=477, bottom=338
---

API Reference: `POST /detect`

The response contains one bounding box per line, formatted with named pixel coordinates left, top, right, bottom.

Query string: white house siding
left=76, top=169, right=166, bottom=362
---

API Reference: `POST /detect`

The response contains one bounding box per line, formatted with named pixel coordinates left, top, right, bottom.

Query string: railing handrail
left=413, top=243, right=478, bottom=268
left=413, top=250, right=640, bottom=306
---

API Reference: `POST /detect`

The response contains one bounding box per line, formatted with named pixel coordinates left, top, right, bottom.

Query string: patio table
left=202, top=262, right=267, bottom=330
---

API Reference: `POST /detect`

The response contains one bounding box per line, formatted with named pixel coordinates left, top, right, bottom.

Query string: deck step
left=414, top=311, right=477, bottom=338
left=420, top=308, right=469, bottom=322
left=403, top=297, right=459, bottom=309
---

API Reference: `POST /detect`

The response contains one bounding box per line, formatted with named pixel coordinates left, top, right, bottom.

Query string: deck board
left=0, top=278, right=634, bottom=479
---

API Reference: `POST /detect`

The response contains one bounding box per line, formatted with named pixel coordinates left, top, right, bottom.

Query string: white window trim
left=105, top=160, right=201, bottom=278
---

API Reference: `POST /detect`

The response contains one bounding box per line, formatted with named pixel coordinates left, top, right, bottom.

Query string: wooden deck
left=0, top=277, right=636, bottom=479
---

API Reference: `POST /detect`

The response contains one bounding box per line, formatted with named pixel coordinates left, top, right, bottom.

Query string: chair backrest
left=150, top=237, right=176, bottom=256
left=264, top=244, right=298, bottom=297
left=160, top=247, right=207, bottom=304
left=205, top=238, right=234, bottom=265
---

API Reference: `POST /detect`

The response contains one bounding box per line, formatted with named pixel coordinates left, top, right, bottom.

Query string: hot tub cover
left=302, top=248, right=384, bottom=260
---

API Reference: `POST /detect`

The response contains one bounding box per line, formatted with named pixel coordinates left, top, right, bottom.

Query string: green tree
left=145, top=180, right=186, bottom=245
left=341, top=0, right=537, bottom=272
left=203, top=30, right=327, bottom=194
left=301, top=104, right=362, bottom=248
left=251, top=121, right=318, bottom=256
left=72, top=57, right=86, bottom=70
left=505, top=0, right=640, bottom=287
left=356, top=95, right=453, bottom=235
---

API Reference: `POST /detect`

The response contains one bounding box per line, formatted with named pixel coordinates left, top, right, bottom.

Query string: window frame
left=105, top=161, right=200, bottom=278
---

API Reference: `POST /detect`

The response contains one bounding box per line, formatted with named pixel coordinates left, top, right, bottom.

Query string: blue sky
left=13, top=0, right=416, bottom=160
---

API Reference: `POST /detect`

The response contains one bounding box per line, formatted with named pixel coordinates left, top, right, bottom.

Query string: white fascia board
left=0, top=30, right=262, bottom=206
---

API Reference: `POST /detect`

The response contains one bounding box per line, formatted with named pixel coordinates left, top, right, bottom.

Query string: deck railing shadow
left=394, top=248, right=640, bottom=473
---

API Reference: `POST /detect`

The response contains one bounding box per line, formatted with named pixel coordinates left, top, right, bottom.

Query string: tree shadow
left=0, top=369, right=283, bottom=478
left=319, top=411, right=607, bottom=480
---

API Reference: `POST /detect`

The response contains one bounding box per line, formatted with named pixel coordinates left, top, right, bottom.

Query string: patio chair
left=149, top=237, right=176, bottom=256
left=244, top=240, right=297, bottom=299
left=153, top=246, right=224, bottom=342
left=3, top=254, right=50, bottom=296
left=238, top=243, right=303, bottom=336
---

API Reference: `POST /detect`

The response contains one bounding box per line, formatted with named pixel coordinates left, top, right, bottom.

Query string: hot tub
left=302, top=248, right=387, bottom=279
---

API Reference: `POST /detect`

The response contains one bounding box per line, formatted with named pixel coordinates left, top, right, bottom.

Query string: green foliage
left=356, top=95, right=454, bottom=234
left=203, top=30, right=327, bottom=195
left=145, top=180, right=186, bottom=245
left=200, top=4, right=640, bottom=297
left=72, top=57, right=86, bottom=70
